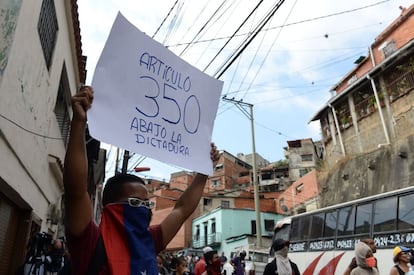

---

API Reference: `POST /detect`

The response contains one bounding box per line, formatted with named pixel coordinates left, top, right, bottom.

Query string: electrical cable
left=240, top=0, right=298, bottom=100
left=214, top=0, right=286, bottom=79
left=166, top=0, right=392, bottom=49
left=0, top=113, right=62, bottom=140
left=179, top=0, right=229, bottom=56
left=203, top=0, right=266, bottom=72
left=152, top=0, right=180, bottom=39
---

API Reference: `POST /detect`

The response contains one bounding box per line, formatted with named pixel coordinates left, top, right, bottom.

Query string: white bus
left=271, top=186, right=414, bottom=274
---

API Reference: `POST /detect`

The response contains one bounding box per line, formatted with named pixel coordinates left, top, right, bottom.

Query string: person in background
left=194, top=247, right=211, bottom=275
left=64, top=86, right=220, bottom=274
left=263, top=239, right=300, bottom=275
left=222, top=258, right=234, bottom=275
left=157, top=255, right=170, bottom=275
left=170, top=256, right=190, bottom=275
left=231, top=251, right=246, bottom=275
left=389, top=245, right=412, bottom=275
left=219, top=252, right=227, bottom=272
left=349, top=242, right=378, bottom=275
left=343, top=238, right=377, bottom=275
left=202, top=247, right=221, bottom=275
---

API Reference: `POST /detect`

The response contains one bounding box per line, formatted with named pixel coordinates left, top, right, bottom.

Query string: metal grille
left=54, top=64, right=70, bottom=146
left=37, top=0, right=58, bottom=69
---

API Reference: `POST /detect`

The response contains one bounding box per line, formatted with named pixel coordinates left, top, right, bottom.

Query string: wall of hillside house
left=320, top=65, right=414, bottom=207
left=391, top=91, right=414, bottom=138
left=323, top=88, right=414, bottom=169
left=335, top=10, right=414, bottom=95
left=371, top=11, right=414, bottom=64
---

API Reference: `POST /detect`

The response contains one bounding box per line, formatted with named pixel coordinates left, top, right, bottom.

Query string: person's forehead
left=120, top=182, right=148, bottom=198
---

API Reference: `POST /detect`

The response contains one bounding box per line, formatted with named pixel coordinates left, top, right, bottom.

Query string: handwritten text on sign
left=88, top=13, right=223, bottom=175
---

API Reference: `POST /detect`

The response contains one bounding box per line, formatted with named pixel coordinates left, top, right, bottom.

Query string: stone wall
left=318, top=134, right=414, bottom=207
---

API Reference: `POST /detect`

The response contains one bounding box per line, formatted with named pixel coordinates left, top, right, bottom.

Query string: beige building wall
left=0, top=0, right=82, bottom=237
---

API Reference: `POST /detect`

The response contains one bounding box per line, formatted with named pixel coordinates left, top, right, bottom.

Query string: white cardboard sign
left=88, top=13, right=223, bottom=175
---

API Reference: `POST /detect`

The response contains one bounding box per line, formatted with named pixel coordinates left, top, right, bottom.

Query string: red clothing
left=194, top=258, right=206, bottom=275
left=67, top=220, right=163, bottom=275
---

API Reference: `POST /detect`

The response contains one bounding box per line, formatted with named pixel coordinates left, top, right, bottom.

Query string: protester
left=202, top=247, right=221, bottom=275
left=231, top=251, right=246, bottom=275
left=389, top=245, right=412, bottom=275
left=170, top=256, right=190, bottom=275
left=343, top=238, right=377, bottom=275
left=194, top=247, right=211, bottom=275
left=157, top=255, right=170, bottom=275
left=263, top=239, right=300, bottom=275
left=222, top=259, right=234, bottom=275
left=63, top=85, right=219, bottom=274
left=349, top=242, right=378, bottom=275
left=219, top=252, right=227, bottom=272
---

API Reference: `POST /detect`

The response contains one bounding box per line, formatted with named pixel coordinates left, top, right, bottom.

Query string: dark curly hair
left=102, top=173, right=146, bottom=206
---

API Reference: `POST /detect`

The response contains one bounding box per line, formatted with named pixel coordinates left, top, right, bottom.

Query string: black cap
left=272, top=239, right=289, bottom=251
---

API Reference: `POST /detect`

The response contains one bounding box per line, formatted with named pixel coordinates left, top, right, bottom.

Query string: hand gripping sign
left=88, top=12, right=223, bottom=175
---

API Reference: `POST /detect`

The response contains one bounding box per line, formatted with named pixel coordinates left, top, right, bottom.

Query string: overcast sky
left=77, top=0, right=413, bottom=180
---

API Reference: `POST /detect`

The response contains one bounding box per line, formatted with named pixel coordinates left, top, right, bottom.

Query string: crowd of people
left=156, top=247, right=245, bottom=275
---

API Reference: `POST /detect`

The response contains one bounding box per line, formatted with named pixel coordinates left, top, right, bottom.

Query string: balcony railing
left=387, top=70, right=414, bottom=101
left=192, top=232, right=222, bottom=248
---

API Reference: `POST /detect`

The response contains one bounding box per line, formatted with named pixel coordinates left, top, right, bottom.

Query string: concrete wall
left=319, top=134, right=414, bottom=206
left=0, top=0, right=80, bottom=234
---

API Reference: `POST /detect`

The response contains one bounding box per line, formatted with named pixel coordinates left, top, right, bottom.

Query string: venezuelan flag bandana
left=100, top=203, right=158, bottom=275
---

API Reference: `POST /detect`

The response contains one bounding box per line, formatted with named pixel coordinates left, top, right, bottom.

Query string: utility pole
left=121, top=150, right=130, bottom=174
left=222, top=96, right=262, bottom=247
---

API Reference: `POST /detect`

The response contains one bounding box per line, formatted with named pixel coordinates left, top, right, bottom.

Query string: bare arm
left=160, top=144, right=219, bottom=247
left=389, top=267, right=399, bottom=275
left=63, top=86, right=94, bottom=236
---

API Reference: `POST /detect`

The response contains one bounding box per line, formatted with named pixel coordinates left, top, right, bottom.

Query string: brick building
left=310, top=4, right=414, bottom=206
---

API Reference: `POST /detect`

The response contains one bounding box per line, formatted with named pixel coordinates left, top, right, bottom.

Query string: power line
left=152, top=0, right=179, bottom=39
left=179, top=0, right=230, bottom=56
left=203, top=0, right=266, bottom=72
left=214, top=0, right=286, bottom=79
left=239, top=0, right=298, bottom=100
left=166, top=0, right=392, bottom=49
left=0, top=113, right=62, bottom=140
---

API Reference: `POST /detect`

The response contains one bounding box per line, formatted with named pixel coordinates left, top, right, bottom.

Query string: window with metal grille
left=54, top=64, right=70, bottom=146
left=301, top=154, right=313, bottom=162
left=381, top=40, right=396, bottom=58
left=264, top=219, right=274, bottom=231
left=221, top=200, right=230, bottom=208
left=38, top=0, right=58, bottom=69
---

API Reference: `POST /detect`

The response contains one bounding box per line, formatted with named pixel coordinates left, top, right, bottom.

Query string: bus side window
left=374, top=197, right=397, bottom=232
left=398, top=193, right=414, bottom=230
left=337, top=206, right=355, bottom=236
left=323, top=210, right=337, bottom=238
left=355, top=203, right=373, bottom=235
left=300, top=215, right=311, bottom=240
left=310, top=213, right=324, bottom=239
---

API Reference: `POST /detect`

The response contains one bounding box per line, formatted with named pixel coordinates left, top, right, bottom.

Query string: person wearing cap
left=389, top=245, right=412, bottom=275
left=263, top=239, right=300, bottom=275
left=349, top=242, right=378, bottom=275
left=343, top=238, right=377, bottom=275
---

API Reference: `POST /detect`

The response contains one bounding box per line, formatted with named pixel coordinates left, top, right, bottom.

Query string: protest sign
left=88, top=12, right=223, bottom=175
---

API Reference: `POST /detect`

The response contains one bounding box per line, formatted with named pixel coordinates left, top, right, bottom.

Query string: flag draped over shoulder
left=100, top=204, right=158, bottom=275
